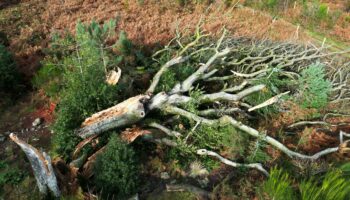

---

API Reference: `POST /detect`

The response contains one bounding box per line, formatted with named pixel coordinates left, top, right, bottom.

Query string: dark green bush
left=297, top=63, right=331, bottom=109
left=0, top=44, right=21, bottom=93
left=94, top=134, right=139, bottom=198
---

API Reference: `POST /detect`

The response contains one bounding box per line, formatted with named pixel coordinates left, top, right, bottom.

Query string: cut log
left=9, top=133, right=61, bottom=198
left=76, top=95, right=150, bottom=138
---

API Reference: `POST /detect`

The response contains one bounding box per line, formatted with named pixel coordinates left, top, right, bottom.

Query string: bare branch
left=288, top=121, right=332, bottom=129
left=230, top=68, right=269, bottom=78
left=199, top=84, right=265, bottom=103
left=196, top=149, right=269, bottom=176
left=223, top=81, right=249, bottom=92
left=162, top=105, right=339, bottom=160
left=248, top=91, right=290, bottom=112
left=146, top=56, right=190, bottom=94
left=198, top=107, right=242, bottom=117
left=149, top=122, right=182, bottom=138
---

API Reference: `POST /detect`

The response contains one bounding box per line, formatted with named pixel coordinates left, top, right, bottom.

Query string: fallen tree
left=12, top=27, right=350, bottom=197
left=75, top=30, right=348, bottom=159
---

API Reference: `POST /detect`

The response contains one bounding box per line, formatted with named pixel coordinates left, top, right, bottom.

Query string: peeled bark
left=9, top=133, right=60, bottom=198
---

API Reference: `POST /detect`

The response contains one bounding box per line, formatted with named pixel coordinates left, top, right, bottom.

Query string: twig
left=148, top=122, right=182, bottom=138
left=196, top=149, right=269, bottom=176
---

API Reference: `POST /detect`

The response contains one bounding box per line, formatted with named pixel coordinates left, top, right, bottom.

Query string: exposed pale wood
left=106, top=67, right=121, bottom=85
left=73, top=135, right=98, bottom=159
left=10, top=133, right=60, bottom=197
left=248, top=91, right=290, bottom=112
left=76, top=95, right=149, bottom=138
left=120, top=127, right=152, bottom=143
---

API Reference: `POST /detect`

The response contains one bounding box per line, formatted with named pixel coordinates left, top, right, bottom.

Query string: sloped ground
left=0, top=0, right=316, bottom=146
left=0, top=0, right=349, bottom=199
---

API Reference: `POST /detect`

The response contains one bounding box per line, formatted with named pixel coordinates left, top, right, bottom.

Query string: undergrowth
left=40, top=20, right=138, bottom=160
left=0, top=44, right=22, bottom=94
left=260, top=167, right=350, bottom=200
left=94, top=134, right=140, bottom=199
left=260, top=168, right=295, bottom=200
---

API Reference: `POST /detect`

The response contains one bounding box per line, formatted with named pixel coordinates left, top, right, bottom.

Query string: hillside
left=0, top=1, right=349, bottom=199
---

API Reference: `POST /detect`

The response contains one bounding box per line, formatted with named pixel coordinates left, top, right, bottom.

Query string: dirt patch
left=0, top=93, right=54, bottom=162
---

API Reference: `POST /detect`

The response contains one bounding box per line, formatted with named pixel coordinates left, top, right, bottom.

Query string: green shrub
left=316, top=4, right=328, bottom=20
left=0, top=44, right=22, bottom=93
left=297, top=63, right=331, bottom=109
left=265, top=0, right=278, bottom=10
left=50, top=20, right=125, bottom=160
left=0, top=163, right=27, bottom=188
left=32, top=59, right=63, bottom=98
left=259, top=168, right=296, bottom=200
left=94, top=134, right=139, bottom=198
left=300, top=170, right=350, bottom=200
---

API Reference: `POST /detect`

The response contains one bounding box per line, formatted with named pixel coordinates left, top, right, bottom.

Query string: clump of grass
left=259, top=168, right=296, bottom=200
left=300, top=170, right=350, bottom=200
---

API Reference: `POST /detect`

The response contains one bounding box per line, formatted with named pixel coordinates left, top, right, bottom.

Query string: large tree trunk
left=76, top=95, right=149, bottom=138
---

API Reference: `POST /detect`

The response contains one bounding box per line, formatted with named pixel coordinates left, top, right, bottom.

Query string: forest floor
left=0, top=0, right=349, bottom=199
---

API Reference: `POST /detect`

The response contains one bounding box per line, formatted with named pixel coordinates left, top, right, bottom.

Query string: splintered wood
left=76, top=95, right=149, bottom=138
left=120, top=127, right=152, bottom=143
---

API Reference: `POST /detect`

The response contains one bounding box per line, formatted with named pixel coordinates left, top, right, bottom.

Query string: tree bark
left=9, top=133, right=60, bottom=198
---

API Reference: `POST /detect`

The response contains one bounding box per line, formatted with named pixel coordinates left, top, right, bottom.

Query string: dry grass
left=43, top=0, right=310, bottom=46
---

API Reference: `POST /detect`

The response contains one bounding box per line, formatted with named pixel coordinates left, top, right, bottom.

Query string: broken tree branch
left=9, top=133, right=60, bottom=197
left=248, top=91, right=290, bottom=112
left=76, top=95, right=149, bottom=138
left=148, top=122, right=182, bottom=138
